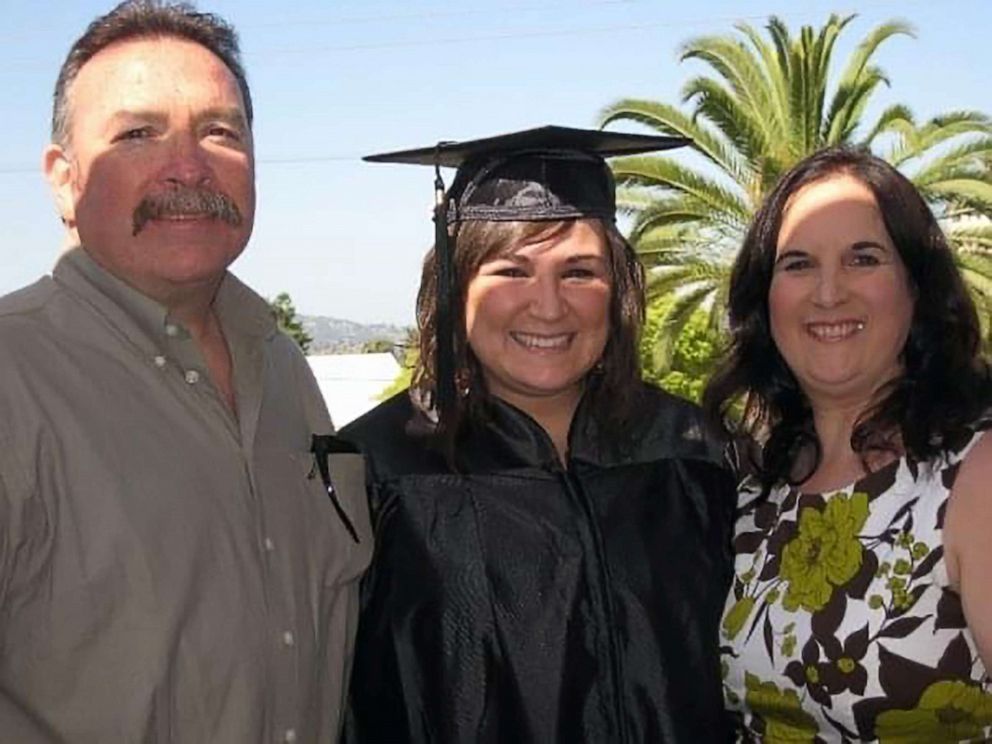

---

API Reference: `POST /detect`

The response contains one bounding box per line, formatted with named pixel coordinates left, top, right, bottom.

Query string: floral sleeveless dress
left=721, top=423, right=992, bottom=743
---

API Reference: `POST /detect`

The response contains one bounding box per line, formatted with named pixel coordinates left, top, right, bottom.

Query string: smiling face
left=44, top=35, right=255, bottom=305
left=769, top=173, right=915, bottom=409
left=464, top=218, right=612, bottom=415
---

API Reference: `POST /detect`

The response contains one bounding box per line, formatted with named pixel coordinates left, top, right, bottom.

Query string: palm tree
left=600, top=14, right=992, bottom=373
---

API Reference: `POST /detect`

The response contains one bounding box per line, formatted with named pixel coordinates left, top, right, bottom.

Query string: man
left=0, top=1, right=371, bottom=741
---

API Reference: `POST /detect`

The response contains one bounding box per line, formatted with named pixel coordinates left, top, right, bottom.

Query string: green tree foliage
left=601, top=13, right=992, bottom=379
left=640, top=301, right=721, bottom=403
left=269, top=292, right=313, bottom=353
left=361, top=338, right=396, bottom=354
left=377, top=329, right=419, bottom=401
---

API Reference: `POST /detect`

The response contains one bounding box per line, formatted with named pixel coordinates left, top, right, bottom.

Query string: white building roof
left=307, top=352, right=401, bottom=428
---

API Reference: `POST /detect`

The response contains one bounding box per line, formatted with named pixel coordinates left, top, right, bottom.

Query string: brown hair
left=413, top=218, right=646, bottom=451
left=52, top=0, right=251, bottom=147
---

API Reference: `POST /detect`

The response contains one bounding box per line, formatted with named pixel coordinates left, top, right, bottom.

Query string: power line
left=0, top=0, right=943, bottom=175
left=238, top=0, right=641, bottom=31
left=248, top=4, right=929, bottom=57
left=235, top=0, right=924, bottom=32
left=1, top=0, right=930, bottom=67
left=0, top=154, right=364, bottom=175
left=0, top=0, right=640, bottom=54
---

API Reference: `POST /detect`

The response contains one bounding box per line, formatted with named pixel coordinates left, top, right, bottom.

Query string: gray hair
left=52, top=0, right=252, bottom=146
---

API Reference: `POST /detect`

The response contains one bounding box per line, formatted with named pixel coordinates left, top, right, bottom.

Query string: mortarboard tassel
left=433, top=155, right=457, bottom=426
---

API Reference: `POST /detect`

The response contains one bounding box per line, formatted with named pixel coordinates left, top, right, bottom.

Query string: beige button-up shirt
left=0, top=249, right=372, bottom=743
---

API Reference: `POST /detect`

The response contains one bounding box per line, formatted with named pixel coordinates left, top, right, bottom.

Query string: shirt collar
left=53, top=247, right=277, bottom=354
left=214, top=269, right=279, bottom=341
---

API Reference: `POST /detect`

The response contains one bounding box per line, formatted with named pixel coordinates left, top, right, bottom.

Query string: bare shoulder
left=943, top=429, right=992, bottom=589
left=950, top=428, right=992, bottom=504
left=943, top=427, right=992, bottom=671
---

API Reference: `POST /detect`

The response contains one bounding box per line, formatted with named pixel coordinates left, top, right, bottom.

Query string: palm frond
left=957, top=260, right=992, bottom=343
left=646, top=283, right=720, bottom=373
left=614, top=185, right=661, bottom=214
left=957, top=251, right=992, bottom=281
left=861, top=104, right=914, bottom=147
left=824, top=18, right=913, bottom=141
left=888, top=112, right=992, bottom=166
left=679, top=34, right=778, bottom=134
left=908, top=138, right=992, bottom=188
left=627, top=196, right=714, bottom=242
left=681, top=76, right=770, bottom=166
left=824, top=67, right=889, bottom=144
left=946, top=223, right=992, bottom=250
left=599, top=99, right=749, bottom=184
left=737, top=21, right=790, bottom=129
left=924, top=180, right=992, bottom=214
left=610, top=155, right=752, bottom=228
left=645, top=263, right=727, bottom=298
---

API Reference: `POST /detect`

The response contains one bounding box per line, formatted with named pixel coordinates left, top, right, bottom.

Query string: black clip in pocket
left=310, top=434, right=360, bottom=543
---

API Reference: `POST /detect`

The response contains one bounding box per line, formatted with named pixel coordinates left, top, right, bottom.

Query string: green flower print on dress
left=780, top=492, right=869, bottom=612
left=874, top=680, right=992, bottom=743
left=744, top=673, right=818, bottom=743
left=722, top=596, right=756, bottom=640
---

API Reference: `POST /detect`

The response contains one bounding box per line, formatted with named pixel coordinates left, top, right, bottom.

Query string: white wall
left=307, top=353, right=401, bottom=428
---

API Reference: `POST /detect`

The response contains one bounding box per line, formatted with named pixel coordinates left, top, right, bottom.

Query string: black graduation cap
left=364, top=125, right=690, bottom=424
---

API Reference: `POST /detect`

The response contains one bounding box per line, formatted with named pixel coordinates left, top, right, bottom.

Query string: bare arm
left=944, top=430, right=992, bottom=672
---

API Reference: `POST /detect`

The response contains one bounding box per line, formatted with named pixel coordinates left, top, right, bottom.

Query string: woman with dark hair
left=340, top=127, right=736, bottom=743
left=705, top=146, right=992, bottom=741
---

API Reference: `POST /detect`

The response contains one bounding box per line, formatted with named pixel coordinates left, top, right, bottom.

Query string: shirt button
left=184, top=370, right=201, bottom=385
left=153, top=355, right=167, bottom=368
left=165, top=323, right=180, bottom=337
left=263, top=537, right=275, bottom=552
left=283, top=730, right=297, bottom=743
left=282, top=631, right=295, bottom=647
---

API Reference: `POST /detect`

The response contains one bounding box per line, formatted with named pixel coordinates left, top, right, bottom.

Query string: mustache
left=131, top=187, right=244, bottom=236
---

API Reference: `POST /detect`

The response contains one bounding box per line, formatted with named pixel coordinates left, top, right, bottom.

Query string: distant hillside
left=302, top=315, right=410, bottom=354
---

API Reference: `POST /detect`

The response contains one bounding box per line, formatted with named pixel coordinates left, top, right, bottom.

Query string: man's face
left=45, top=36, right=255, bottom=303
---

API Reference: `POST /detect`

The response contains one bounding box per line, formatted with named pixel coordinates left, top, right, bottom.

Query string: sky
left=1, top=0, right=990, bottom=325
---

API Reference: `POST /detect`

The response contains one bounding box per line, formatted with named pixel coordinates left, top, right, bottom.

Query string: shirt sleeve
left=284, top=335, right=335, bottom=435
left=0, top=696, right=63, bottom=743
left=0, top=448, right=21, bottom=608
left=0, top=438, right=46, bottom=619
left=0, top=448, right=59, bottom=741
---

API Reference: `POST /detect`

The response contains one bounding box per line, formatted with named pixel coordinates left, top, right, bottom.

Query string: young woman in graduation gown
left=340, top=127, right=736, bottom=743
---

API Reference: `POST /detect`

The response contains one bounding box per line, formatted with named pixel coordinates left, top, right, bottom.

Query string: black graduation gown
left=340, top=385, right=735, bottom=743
